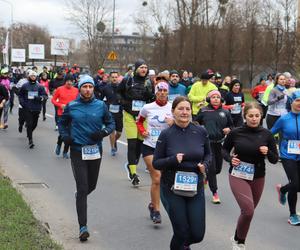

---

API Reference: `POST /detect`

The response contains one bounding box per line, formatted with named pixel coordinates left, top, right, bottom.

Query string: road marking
left=45, top=113, right=128, bottom=146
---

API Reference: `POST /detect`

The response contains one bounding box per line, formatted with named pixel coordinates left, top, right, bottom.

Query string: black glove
left=90, top=130, right=108, bottom=141
left=277, top=95, right=284, bottom=100
left=63, top=136, right=73, bottom=146
left=34, top=96, right=42, bottom=101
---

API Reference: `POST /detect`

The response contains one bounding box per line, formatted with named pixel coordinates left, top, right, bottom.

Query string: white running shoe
left=231, top=236, right=246, bottom=250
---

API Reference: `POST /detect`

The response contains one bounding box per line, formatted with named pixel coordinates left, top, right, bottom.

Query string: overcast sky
left=0, top=0, right=144, bottom=38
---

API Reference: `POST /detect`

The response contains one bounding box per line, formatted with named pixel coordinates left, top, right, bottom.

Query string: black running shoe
left=29, top=140, right=35, bottom=149
left=152, top=211, right=162, bottom=224
left=148, top=203, right=155, bottom=220
left=18, top=125, right=22, bottom=133
left=131, top=174, right=140, bottom=186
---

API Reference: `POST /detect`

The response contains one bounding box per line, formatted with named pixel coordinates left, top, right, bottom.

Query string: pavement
left=0, top=103, right=299, bottom=250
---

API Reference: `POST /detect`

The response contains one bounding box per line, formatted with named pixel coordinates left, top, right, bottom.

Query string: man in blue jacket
left=18, top=70, right=47, bottom=148
left=59, top=74, right=115, bottom=242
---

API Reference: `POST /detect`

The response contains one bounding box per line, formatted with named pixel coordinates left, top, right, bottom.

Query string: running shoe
left=152, top=211, right=161, bottom=224
left=288, top=214, right=300, bottom=226
left=148, top=203, right=155, bottom=220
left=124, top=163, right=133, bottom=180
left=63, top=152, right=69, bottom=159
left=276, top=184, right=286, bottom=205
left=212, top=193, right=221, bottom=204
left=131, top=174, right=140, bottom=186
left=231, top=236, right=246, bottom=250
left=55, top=145, right=61, bottom=156
left=43, top=116, right=46, bottom=121
left=55, top=125, right=58, bottom=131
left=18, top=125, right=22, bottom=133
left=183, top=245, right=191, bottom=250
left=3, top=124, right=8, bottom=129
left=111, top=148, right=117, bottom=156
left=28, top=140, right=34, bottom=149
left=79, top=226, right=90, bottom=242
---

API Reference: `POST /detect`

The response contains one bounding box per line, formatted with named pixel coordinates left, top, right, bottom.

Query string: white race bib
left=231, top=103, right=242, bottom=114
left=109, top=104, right=120, bottom=113
left=287, top=140, right=300, bottom=154
left=231, top=161, right=254, bottom=180
left=81, top=145, right=101, bottom=160
left=28, top=91, right=38, bottom=100
left=174, top=171, right=198, bottom=192
left=132, top=100, right=145, bottom=111
left=168, top=94, right=180, bottom=103
left=149, top=128, right=161, bottom=144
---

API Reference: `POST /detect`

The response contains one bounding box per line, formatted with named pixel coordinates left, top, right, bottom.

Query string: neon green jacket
left=261, top=83, right=274, bottom=106
left=188, top=81, right=218, bottom=115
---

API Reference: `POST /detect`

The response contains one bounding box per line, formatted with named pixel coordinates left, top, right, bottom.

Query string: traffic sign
left=107, top=51, right=117, bottom=61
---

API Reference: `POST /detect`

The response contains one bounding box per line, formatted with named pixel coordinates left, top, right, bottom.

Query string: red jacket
left=251, top=84, right=267, bottom=99
left=51, top=85, right=79, bottom=116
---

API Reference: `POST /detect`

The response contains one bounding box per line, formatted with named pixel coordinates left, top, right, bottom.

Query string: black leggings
left=127, top=138, right=143, bottom=165
left=57, top=135, right=69, bottom=153
left=24, top=110, right=40, bottom=141
left=207, top=142, right=223, bottom=194
left=18, top=108, right=26, bottom=127
left=280, top=159, right=300, bottom=215
left=70, top=150, right=102, bottom=228
left=160, top=182, right=206, bottom=249
left=42, top=98, right=47, bottom=117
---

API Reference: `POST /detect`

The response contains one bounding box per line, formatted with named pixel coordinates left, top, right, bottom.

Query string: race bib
left=231, top=161, right=254, bottom=180
left=150, top=128, right=161, bottom=143
left=81, top=145, right=101, bottom=160
left=168, top=94, right=180, bottom=103
left=174, top=171, right=198, bottom=192
left=231, top=103, right=242, bottom=114
left=132, top=100, right=145, bottom=111
left=28, top=91, right=38, bottom=100
left=109, top=104, right=120, bottom=113
left=287, top=140, right=300, bottom=154
left=234, top=96, right=242, bottom=102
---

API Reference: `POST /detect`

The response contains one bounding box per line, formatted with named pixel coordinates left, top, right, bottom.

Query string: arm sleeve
left=136, top=115, right=146, bottom=135
left=270, top=116, right=282, bottom=134
left=188, top=84, right=203, bottom=102
left=226, top=111, right=234, bottom=128
left=102, top=104, right=115, bottom=135
left=18, top=85, right=26, bottom=108
left=51, top=89, right=63, bottom=108
left=202, top=134, right=212, bottom=172
left=266, top=132, right=279, bottom=164
left=267, top=89, right=279, bottom=105
left=58, top=104, right=71, bottom=139
left=153, top=131, right=179, bottom=171
left=222, top=130, right=235, bottom=162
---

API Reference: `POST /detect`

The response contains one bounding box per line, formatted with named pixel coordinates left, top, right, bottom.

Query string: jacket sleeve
left=58, top=104, right=72, bottom=139
left=153, top=131, right=179, bottom=171
left=270, top=116, right=283, bottom=135
left=51, top=88, right=63, bottom=108
left=18, top=85, right=26, bottom=108
left=102, top=103, right=115, bottom=135
left=267, top=89, right=281, bottom=105
left=266, top=132, right=279, bottom=164
left=136, top=115, right=146, bottom=135
left=202, top=134, right=212, bottom=172
left=226, top=111, right=234, bottom=128
left=39, top=85, right=48, bottom=99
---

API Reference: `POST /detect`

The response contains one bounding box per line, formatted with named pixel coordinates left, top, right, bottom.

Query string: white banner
left=11, top=49, right=26, bottom=62
left=28, top=44, right=45, bottom=59
left=51, top=38, right=69, bottom=56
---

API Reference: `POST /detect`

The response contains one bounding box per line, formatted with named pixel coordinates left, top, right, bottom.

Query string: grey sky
left=0, top=0, right=143, bottom=38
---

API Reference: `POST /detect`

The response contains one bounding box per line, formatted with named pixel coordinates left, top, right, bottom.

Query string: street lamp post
left=112, top=0, right=116, bottom=49
left=0, top=0, right=13, bottom=65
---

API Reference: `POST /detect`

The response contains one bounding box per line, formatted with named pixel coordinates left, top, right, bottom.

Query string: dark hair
left=109, top=71, right=119, bottom=76
left=230, top=79, right=242, bottom=91
left=274, top=73, right=285, bottom=86
left=172, top=96, right=192, bottom=110
left=243, top=102, right=263, bottom=119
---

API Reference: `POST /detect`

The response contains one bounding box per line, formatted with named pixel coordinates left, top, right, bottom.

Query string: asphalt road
left=0, top=103, right=299, bottom=250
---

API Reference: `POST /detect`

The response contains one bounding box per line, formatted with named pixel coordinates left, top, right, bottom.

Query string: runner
left=266, top=73, right=288, bottom=130
left=118, top=59, right=154, bottom=186
left=136, top=80, right=173, bottom=224
left=0, top=68, right=11, bottom=129
left=51, top=74, right=79, bottom=158
left=168, top=70, right=186, bottom=103
left=271, top=90, right=300, bottom=225
left=18, top=70, right=48, bottom=148
left=153, top=96, right=210, bottom=250
left=251, top=77, right=268, bottom=124
left=100, top=71, right=123, bottom=156
left=58, top=74, right=115, bottom=242
left=214, top=72, right=229, bottom=99
left=222, top=102, right=278, bottom=250
left=188, top=71, right=218, bottom=120
left=224, top=79, right=245, bottom=127
left=39, top=72, right=50, bottom=121
left=0, top=82, right=9, bottom=121
left=196, top=90, right=233, bottom=204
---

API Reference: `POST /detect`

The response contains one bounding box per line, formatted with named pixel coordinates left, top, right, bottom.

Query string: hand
left=231, top=154, right=240, bottom=167
left=197, top=101, right=205, bottom=108
left=197, top=163, right=206, bottom=174
left=259, top=146, right=268, bottom=155
left=61, top=104, right=66, bottom=110
left=176, top=153, right=184, bottom=163
left=63, top=136, right=73, bottom=146
left=277, top=95, right=284, bottom=100
left=90, top=130, right=107, bottom=141
left=165, top=117, right=174, bottom=126
left=223, top=127, right=231, bottom=135
left=142, top=131, right=149, bottom=137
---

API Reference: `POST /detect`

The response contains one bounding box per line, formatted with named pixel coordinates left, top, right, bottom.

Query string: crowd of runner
left=0, top=60, right=300, bottom=250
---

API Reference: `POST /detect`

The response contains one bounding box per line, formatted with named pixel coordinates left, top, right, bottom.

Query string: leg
left=25, top=110, right=34, bottom=141
left=207, top=142, right=218, bottom=195
left=3, top=100, right=10, bottom=126
left=87, top=156, right=102, bottom=195
left=31, top=111, right=40, bottom=132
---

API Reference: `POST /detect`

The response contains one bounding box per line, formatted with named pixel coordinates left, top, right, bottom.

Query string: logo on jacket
left=219, top=112, right=226, bottom=118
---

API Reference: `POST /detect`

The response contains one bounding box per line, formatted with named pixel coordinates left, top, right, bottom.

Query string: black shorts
left=111, top=112, right=123, bottom=132
left=142, top=144, right=155, bottom=157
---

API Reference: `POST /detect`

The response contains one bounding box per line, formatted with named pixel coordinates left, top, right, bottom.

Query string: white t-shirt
left=139, top=102, right=172, bottom=148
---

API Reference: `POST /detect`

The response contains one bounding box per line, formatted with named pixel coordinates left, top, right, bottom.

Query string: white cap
left=149, top=69, right=156, bottom=76
left=28, top=70, right=37, bottom=77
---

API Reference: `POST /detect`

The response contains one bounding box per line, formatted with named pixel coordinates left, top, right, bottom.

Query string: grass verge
left=0, top=174, right=62, bottom=250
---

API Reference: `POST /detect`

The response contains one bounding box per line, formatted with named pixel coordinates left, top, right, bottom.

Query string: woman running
left=222, top=102, right=278, bottom=250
